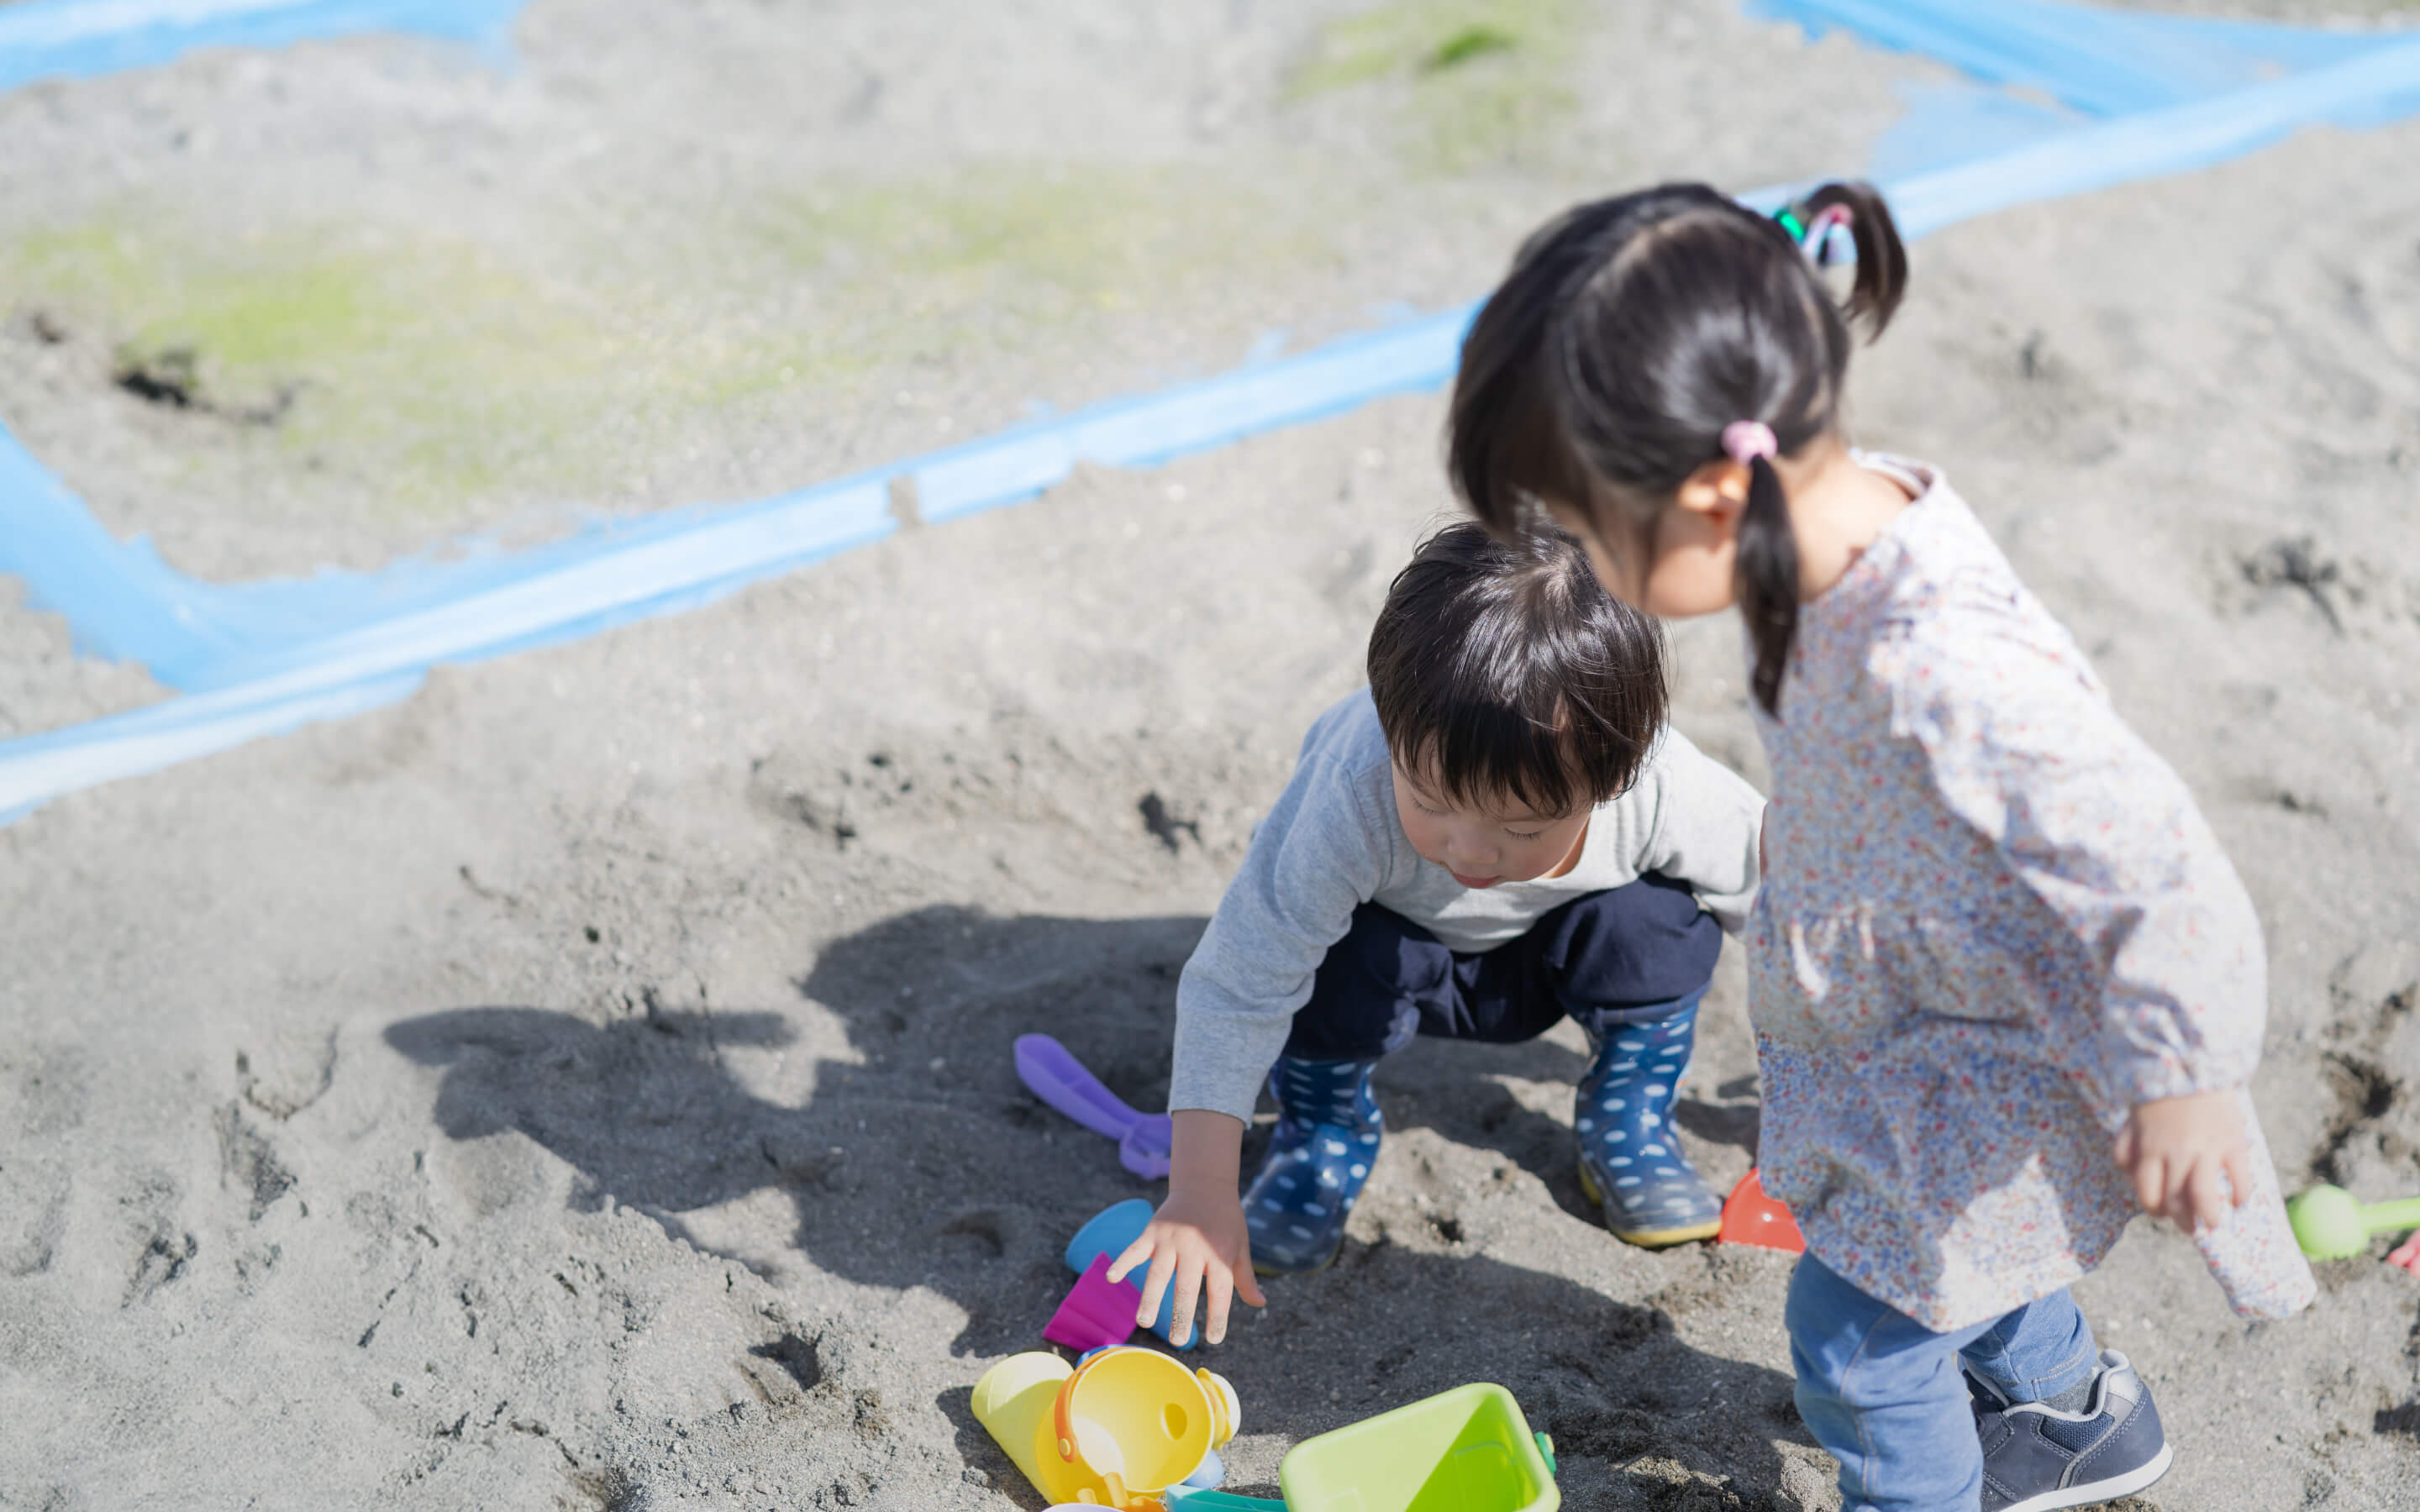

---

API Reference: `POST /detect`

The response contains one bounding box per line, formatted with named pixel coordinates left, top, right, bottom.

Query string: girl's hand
left=1106, top=1189, right=1265, bottom=1347
left=2113, top=1089, right=2253, bottom=1234
left=1104, top=1108, right=1264, bottom=1346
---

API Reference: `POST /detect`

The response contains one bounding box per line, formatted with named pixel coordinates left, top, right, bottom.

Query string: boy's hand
left=1107, top=1189, right=1265, bottom=1347
left=1105, top=1108, right=1265, bottom=1347
left=2113, top=1089, right=2253, bottom=1234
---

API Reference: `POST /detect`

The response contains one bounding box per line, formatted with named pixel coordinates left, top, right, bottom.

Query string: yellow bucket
left=974, top=1347, right=1239, bottom=1508
left=972, top=1352, right=1076, bottom=1498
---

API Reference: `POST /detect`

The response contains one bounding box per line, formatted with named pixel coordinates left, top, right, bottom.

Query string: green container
left=1277, top=1383, right=1559, bottom=1512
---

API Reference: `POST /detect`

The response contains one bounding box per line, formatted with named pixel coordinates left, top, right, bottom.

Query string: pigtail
left=1735, top=454, right=1801, bottom=717
left=1444, top=181, right=1884, bottom=722
left=1786, top=181, right=1908, bottom=338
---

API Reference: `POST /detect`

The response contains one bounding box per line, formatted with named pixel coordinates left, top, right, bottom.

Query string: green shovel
left=2285, top=1184, right=2420, bottom=1259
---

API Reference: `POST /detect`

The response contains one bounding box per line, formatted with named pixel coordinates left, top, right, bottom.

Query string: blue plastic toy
left=1066, top=1199, right=1194, bottom=1351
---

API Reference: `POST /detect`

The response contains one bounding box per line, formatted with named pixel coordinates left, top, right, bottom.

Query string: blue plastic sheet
left=1883, top=35, right=2420, bottom=239
left=0, top=312, right=1476, bottom=816
left=1757, top=0, right=2396, bottom=178
left=0, top=0, right=521, bottom=94
left=1754, top=0, right=2380, bottom=116
left=5, top=1, right=2420, bottom=821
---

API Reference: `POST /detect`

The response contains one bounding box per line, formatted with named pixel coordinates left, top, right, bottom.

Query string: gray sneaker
left=1969, top=1350, right=2174, bottom=1512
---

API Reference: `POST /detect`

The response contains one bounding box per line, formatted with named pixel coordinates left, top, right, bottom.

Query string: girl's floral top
left=1749, top=455, right=2315, bottom=1332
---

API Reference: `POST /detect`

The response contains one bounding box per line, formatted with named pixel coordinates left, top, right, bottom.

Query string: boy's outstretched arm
left=1106, top=1110, right=1266, bottom=1347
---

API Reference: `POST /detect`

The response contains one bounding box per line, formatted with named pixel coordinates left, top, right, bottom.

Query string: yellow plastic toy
left=973, top=1347, right=1240, bottom=1509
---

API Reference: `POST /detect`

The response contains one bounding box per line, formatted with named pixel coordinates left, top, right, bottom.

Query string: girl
left=1444, top=181, right=2313, bottom=1512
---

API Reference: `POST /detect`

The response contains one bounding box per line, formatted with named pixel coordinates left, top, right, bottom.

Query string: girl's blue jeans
left=1786, top=1251, right=2102, bottom=1512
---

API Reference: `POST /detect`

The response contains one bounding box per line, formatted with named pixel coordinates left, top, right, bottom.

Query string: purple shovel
left=1013, top=1033, right=1174, bottom=1181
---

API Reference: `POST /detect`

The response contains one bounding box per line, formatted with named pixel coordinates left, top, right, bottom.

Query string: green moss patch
left=753, top=163, right=1307, bottom=328
left=1290, top=0, right=1582, bottom=173
left=7, top=222, right=634, bottom=512
left=2, top=163, right=1330, bottom=526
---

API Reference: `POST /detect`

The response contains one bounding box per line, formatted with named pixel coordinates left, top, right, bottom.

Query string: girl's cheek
left=1643, top=555, right=1739, bottom=618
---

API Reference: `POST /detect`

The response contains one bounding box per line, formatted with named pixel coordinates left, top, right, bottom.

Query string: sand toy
left=1188, top=1449, right=1228, bottom=1489
left=1056, top=1198, right=1193, bottom=1350
left=2285, top=1183, right=2420, bottom=1260
left=973, top=1346, right=1240, bottom=1509
left=1018, top=1034, right=1176, bottom=1180
left=1717, top=1168, right=1805, bottom=1253
left=1162, top=1382, right=1558, bottom=1512
left=1047, top=1254, right=1158, bottom=1355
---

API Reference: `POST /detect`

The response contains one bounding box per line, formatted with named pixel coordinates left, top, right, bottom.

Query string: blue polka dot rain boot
left=1573, top=1000, right=1723, bottom=1247
left=1242, top=1055, right=1382, bottom=1275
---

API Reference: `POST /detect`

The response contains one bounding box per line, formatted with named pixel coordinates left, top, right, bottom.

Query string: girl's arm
left=1895, top=603, right=2267, bottom=1229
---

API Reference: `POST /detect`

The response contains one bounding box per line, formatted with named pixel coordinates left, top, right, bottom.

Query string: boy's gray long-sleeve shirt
left=1169, top=689, right=1766, bottom=1123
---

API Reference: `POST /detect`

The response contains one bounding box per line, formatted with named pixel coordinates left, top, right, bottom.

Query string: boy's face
left=1391, top=760, right=1591, bottom=889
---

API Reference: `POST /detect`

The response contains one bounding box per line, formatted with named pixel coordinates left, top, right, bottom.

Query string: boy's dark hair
left=1367, top=521, right=1667, bottom=818
left=1446, top=181, right=1907, bottom=718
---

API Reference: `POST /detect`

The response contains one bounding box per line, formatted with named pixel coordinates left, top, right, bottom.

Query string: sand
left=2, top=2, right=2417, bottom=1509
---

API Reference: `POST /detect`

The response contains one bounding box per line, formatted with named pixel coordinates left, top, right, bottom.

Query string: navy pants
left=1282, top=873, right=1723, bottom=1060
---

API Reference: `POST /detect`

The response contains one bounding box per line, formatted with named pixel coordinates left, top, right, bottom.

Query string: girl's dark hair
left=1367, top=521, right=1667, bottom=818
left=1447, top=181, right=1907, bottom=717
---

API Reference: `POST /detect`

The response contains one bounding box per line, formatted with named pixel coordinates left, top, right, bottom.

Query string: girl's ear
left=1674, top=458, right=1751, bottom=534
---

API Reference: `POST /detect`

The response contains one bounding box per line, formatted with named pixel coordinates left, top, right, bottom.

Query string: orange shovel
left=1718, top=1168, right=1805, bottom=1253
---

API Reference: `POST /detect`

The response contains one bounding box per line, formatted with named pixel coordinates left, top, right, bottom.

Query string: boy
left=1112, top=522, right=1765, bottom=1347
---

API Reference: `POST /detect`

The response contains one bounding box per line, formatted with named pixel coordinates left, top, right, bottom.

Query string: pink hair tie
left=1721, top=421, right=1778, bottom=465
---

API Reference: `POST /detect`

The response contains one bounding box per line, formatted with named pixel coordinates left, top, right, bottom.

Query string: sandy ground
left=3, top=3, right=2420, bottom=1509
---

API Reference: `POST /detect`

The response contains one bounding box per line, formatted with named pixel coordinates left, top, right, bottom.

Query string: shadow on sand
left=386, top=904, right=1808, bottom=1504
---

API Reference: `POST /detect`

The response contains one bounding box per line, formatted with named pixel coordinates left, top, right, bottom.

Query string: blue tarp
left=3, top=0, right=2418, bottom=820
left=0, top=0, right=518, bottom=93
